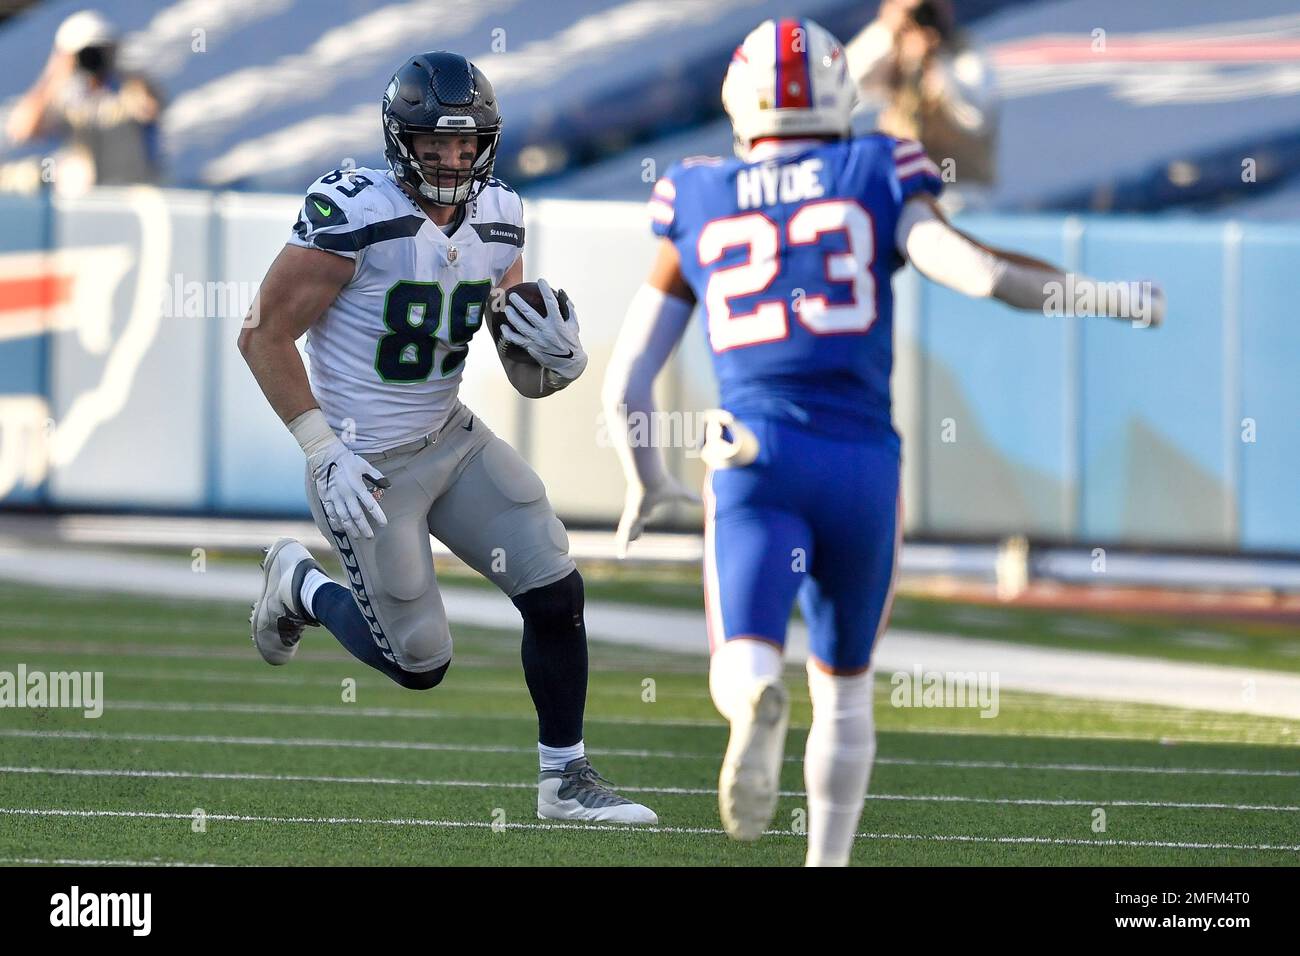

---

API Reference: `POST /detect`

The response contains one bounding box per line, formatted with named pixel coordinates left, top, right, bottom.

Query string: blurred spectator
left=5, top=9, right=163, bottom=193
left=847, top=0, right=998, bottom=206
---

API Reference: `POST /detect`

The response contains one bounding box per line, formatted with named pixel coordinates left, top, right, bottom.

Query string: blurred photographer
left=5, top=9, right=163, bottom=193
left=847, top=0, right=998, bottom=207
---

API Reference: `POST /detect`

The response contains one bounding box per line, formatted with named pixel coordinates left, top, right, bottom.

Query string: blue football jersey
left=649, top=135, right=942, bottom=441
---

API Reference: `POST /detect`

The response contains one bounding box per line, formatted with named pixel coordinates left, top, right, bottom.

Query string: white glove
left=615, top=475, right=701, bottom=558
left=500, top=278, right=588, bottom=382
left=1086, top=278, right=1166, bottom=328
left=311, top=443, right=389, bottom=540
left=290, top=409, right=389, bottom=540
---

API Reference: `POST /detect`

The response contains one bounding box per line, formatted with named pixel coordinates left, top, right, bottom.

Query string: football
left=486, top=281, right=573, bottom=366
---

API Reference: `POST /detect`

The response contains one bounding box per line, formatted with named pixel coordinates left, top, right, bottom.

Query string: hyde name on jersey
left=649, top=135, right=942, bottom=444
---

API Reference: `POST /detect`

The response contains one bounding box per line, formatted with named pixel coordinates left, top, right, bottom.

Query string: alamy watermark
left=158, top=274, right=259, bottom=321
left=50, top=886, right=150, bottom=935
left=1042, top=275, right=1159, bottom=327
left=0, top=664, right=103, bottom=718
left=889, top=666, right=999, bottom=718
left=596, top=406, right=710, bottom=458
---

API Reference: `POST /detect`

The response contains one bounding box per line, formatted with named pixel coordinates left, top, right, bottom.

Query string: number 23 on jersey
left=697, top=198, right=877, bottom=352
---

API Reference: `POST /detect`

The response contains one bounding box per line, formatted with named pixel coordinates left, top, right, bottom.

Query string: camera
left=75, top=43, right=113, bottom=76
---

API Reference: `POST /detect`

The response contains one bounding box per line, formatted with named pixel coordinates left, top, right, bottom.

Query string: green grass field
left=0, top=579, right=1297, bottom=866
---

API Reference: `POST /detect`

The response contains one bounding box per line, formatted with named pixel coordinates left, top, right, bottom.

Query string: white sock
left=709, top=638, right=784, bottom=721
left=803, top=662, right=876, bottom=867
left=539, top=740, right=584, bottom=772
left=299, top=568, right=332, bottom=618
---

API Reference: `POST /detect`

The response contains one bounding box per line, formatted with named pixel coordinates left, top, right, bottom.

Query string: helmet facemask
left=386, top=122, right=500, bottom=206
left=381, top=53, right=503, bottom=207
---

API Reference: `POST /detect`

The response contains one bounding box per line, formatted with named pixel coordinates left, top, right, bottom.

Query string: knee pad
left=512, top=569, right=584, bottom=639
left=401, top=619, right=451, bottom=667
left=394, top=659, right=450, bottom=691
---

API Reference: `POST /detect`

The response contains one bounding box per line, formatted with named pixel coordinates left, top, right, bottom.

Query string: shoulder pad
left=477, top=177, right=524, bottom=224
left=291, top=168, right=418, bottom=257
left=470, top=178, right=525, bottom=247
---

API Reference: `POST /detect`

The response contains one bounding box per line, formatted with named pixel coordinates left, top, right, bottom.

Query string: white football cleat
left=249, top=537, right=323, bottom=666
left=718, top=677, right=790, bottom=842
left=537, top=757, right=658, bottom=824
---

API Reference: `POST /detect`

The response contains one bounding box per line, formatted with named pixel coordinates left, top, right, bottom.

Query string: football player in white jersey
left=238, top=51, right=655, bottom=825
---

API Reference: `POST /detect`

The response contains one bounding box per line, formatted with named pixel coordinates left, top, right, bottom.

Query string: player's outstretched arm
left=238, top=244, right=388, bottom=540
left=897, top=196, right=1165, bottom=327
left=602, top=239, right=701, bottom=557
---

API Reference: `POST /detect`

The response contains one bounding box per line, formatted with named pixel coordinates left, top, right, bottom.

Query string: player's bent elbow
left=236, top=323, right=278, bottom=366
left=237, top=321, right=296, bottom=367
left=236, top=325, right=258, bottom=361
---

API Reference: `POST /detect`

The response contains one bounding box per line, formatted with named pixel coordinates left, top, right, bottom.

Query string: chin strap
left=417, top=180, right=470, bottom=206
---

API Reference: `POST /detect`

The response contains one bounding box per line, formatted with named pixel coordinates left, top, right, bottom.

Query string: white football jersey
left=287, top=166, right=524, bottom=452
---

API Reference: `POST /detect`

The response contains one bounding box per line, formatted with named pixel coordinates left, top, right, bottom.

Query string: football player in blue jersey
left=603, top=18, right=1163, bottom=865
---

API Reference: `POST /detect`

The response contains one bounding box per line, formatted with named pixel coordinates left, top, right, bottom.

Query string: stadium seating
left=3, top=0, right=1298, bottom=211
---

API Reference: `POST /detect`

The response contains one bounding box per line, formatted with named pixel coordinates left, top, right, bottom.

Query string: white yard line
left=861, top=793, right=1300, bottom=812
left=0, top=638, right=697, bottom=675
left=19, top=670, right=1300, bottom=740
left=850, top=833, right=1300, bottom=853
left=4, top=729, right=1295, bottom=777
left=871, top=725, right=1296, bottom=746
left=874, top=755, right=1300, bottom=777
left=2, top=765, right=1296, bottom=812
left=2, top=546, right=1299, bottom=718
left=84, top=668, right=1300, bottom=717
left=87, top=698, right=1300, bottom=741
left=6, top=688, right=1295, bottom=746
left=0, top=806, right=1295, bottom=853
left=105, top=699, right=723, bottom=728
left=0, top=856, right=221, bottom=867
left=53, top=667, right=721, bottom=701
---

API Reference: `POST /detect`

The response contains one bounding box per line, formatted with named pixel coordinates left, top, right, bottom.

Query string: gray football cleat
left=718, top=677, right=790, bottom=842
left=537, top=757, right=658, bottom=824
left=249, top=537, right=324, bottom=665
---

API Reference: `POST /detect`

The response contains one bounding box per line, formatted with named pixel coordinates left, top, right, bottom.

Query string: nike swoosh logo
left=313, top=201, right=332, bottom=217
left=462, top=418, right=474, bottom=431
left=538, top=349, right=574, bottom=360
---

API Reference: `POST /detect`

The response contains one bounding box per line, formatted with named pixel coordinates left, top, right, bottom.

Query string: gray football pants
left=306, top=401, right=576, bottom=673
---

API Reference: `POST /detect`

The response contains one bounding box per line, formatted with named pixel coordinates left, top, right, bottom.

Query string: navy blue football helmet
left=382, top=51, right=502, bottom=205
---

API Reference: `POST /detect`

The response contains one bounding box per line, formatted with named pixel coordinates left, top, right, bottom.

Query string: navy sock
left=310, top=582, right=448, bottom=690
left=514, top=570, right=588, bottom=747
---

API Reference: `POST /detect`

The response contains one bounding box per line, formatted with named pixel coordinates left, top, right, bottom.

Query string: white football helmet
left=721, top=18, right=858, bottom=159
